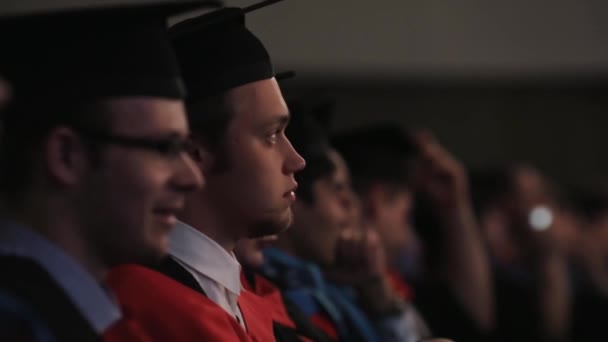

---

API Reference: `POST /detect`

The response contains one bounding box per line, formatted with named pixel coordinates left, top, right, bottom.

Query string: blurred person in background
left=235, top=236, right=335, bottom=341
left=0, top=77, right=9, bottom=147
left=263, top=101, right=433, bottom=342
left=569, top=188, right=608, bottom=292
left=561, top=187, right=608, bottom=341
left=470, top=164, right=571, bottom=342
left=0, top=76, right=9, bottom=109
left=334, top=124, right=494, bottom=342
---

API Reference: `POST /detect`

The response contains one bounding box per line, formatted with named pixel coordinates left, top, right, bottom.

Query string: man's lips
left=153, top=205, right=182, bottom=227
left=284, top=184, right=298, bottom=202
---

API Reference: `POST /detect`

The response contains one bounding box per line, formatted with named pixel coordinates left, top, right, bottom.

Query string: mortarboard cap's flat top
left=170, top=7, right=275, bottom=100
left=0, top=0, right=221, bottom=103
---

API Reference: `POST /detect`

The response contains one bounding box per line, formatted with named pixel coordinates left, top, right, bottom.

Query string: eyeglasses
left=76, top=127, right=192, bottom=158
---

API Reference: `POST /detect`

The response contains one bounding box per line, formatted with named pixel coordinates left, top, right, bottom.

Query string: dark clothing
left=491, top=266, right=555, bottom=342
left=156, top=256, right=205, bottom=295
left=0, top=256, right=99, bottom=341
left=411, top=278, right=491, bottom=342
left=571, top=286, right=608, bottom=341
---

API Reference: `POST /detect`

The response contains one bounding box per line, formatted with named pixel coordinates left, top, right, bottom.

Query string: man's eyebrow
left=134, top=131, right=188, bottom=140
left=265, top=113, right=290, bottom=128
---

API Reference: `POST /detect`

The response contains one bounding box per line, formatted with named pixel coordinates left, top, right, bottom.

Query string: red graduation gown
left=236, top=280, right=277, bottom=341
left=387, top=269, right=414, bottom=301
left=103, top=318, right=153, bottom=342
left=240, top=272, right=297, bottom=330
left=241, top=272, right=331, bottom=342
left=104, top=264, right=255, bottom=342
left=309, top=314, right=339, bottom=341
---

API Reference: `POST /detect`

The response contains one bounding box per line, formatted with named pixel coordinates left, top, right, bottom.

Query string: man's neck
left=179, top=196, right=242, bottom=254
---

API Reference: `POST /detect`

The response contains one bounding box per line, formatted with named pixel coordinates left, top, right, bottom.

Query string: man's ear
left=480, top=207, right=514, bottom=259
left=187, top=137, right=204, bottom=163
left=188, top=140, right=215, bottom=177
left=364, top=183, right=389, bottom=220
left=44, top=126, right=90, bottom=186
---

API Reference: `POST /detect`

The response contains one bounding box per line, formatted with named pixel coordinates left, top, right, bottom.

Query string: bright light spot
left=529, top=206, right=553, bottom=231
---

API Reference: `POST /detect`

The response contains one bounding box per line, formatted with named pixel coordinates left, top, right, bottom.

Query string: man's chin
left=104, top=249, right=164, bottom=273
left=124, top=238, right=169, bottom=268
left=241, top=253, right=265, bottom=270
left=248, top=214, right=292, bottom=238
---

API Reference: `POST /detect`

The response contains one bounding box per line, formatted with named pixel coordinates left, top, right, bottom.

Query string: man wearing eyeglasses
left=0, top=3, right=207, bottom=340
left=107, top=7, right=307, bottom=341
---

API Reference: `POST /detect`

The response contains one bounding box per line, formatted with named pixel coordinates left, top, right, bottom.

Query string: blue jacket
left=261, top=248, right=381, bottom=342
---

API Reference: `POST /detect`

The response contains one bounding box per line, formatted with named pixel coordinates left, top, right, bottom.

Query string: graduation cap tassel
left=243, top=0, right=288, bottom=13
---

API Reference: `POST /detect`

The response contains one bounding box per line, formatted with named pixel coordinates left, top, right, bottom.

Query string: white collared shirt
left=169, top=221, right=246, bottom=329
left=0, top=222, right=121, bottom=334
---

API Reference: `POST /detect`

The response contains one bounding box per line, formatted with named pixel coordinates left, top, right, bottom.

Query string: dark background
left=4, top=0, right=608, bottom=185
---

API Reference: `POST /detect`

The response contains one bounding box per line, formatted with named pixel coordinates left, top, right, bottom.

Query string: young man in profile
left=108, top=7, right=308, bottom=341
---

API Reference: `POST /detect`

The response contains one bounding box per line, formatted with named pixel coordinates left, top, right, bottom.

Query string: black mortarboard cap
left=169, top=7, right=275, bottom=99
left=0, top=1, right=220, bottom=103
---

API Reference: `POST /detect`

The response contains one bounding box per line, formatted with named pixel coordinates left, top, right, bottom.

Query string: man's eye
left=267, top=129, right=281, bottom=144
left=155, top=140, right=188, bottom=157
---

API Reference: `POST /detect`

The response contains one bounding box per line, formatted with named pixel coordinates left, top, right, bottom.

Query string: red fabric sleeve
left=105, top=264, right=253, bottom=342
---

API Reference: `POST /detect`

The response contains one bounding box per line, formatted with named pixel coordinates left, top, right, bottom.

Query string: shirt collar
left=0, top=221, right=122, bottom=333
left=169, top=221, right=242, bottom=296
